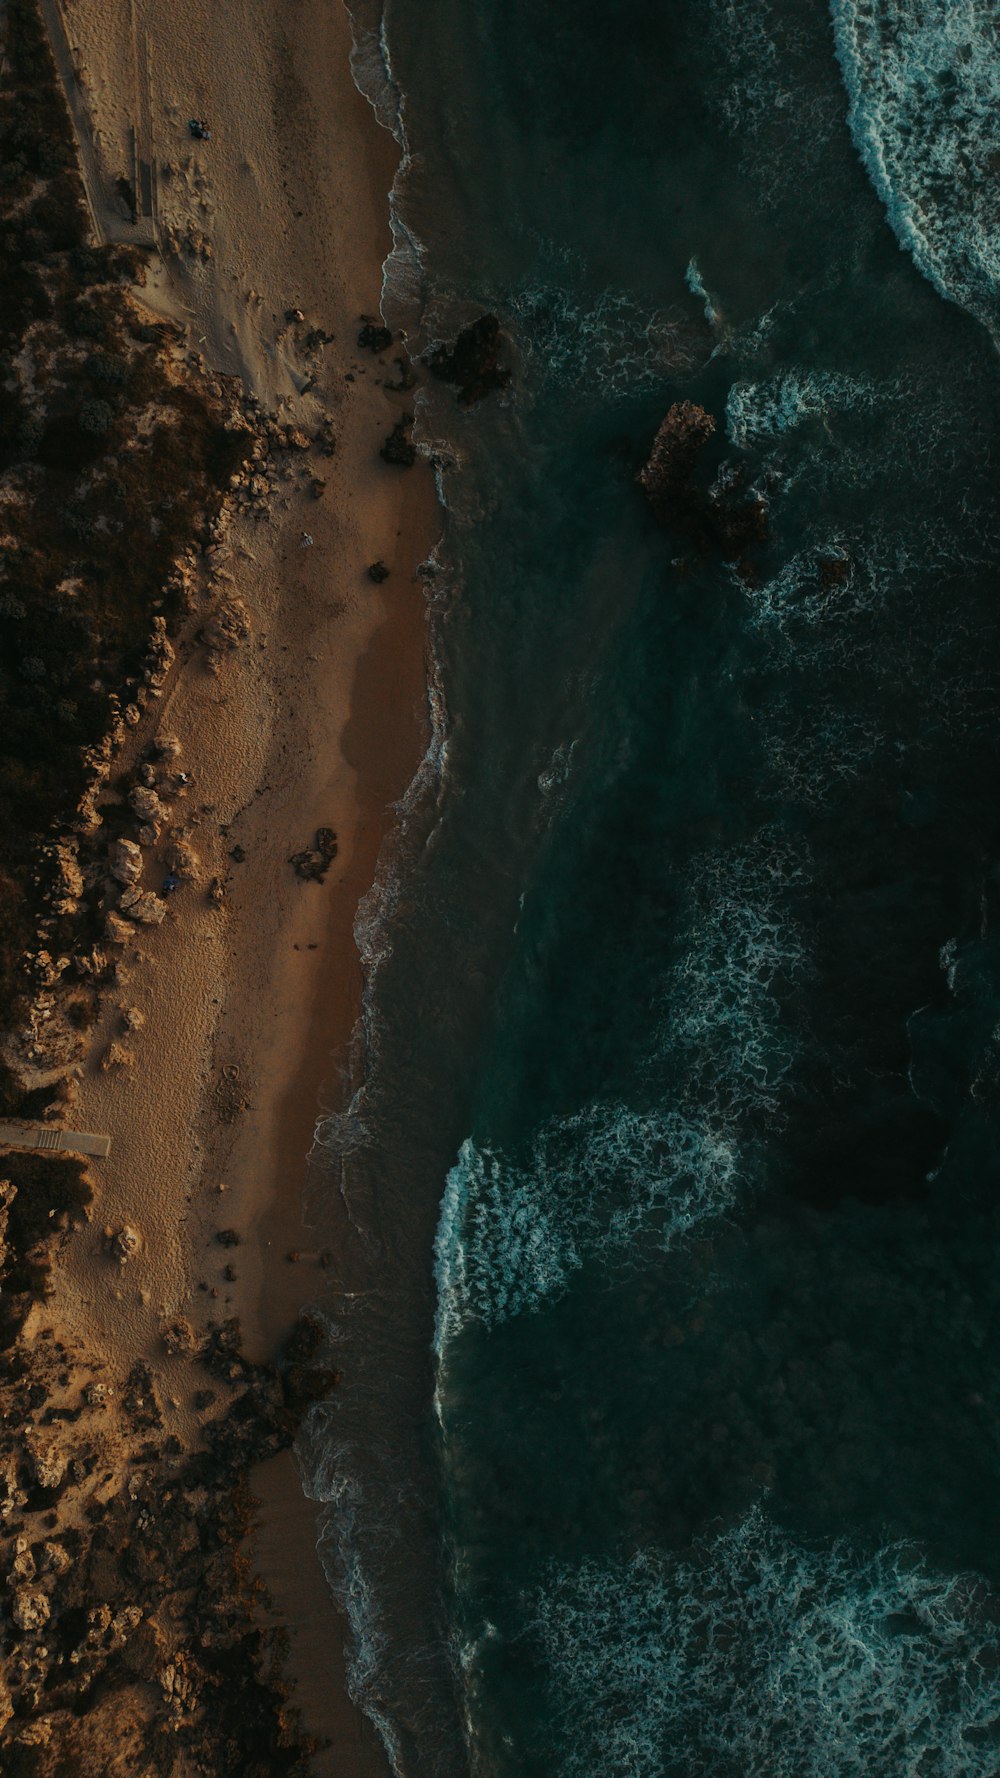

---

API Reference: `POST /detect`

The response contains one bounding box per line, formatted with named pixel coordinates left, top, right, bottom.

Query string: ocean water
left=298, top=2, right=1000, bottom=1772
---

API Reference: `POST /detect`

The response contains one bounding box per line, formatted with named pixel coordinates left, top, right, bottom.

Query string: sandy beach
left=34, top=0, right=438, bottom=1765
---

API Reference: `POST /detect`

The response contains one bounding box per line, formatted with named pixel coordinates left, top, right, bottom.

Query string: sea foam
left=530, top=1507, right=1000, bottom=1777
left=434, top=1104, right=739, bottom=1350
left=831, top=0, right=1000, bottom=337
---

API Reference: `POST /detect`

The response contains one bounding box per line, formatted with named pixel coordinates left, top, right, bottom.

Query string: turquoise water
left=301, top=2, right=1000, bottom=1772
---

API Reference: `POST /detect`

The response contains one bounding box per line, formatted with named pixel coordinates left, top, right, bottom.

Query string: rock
left=310, top=477, right=326, bottom=500
left=165, top=837, right=199, bottom=882
left=313, top=415, right=337, bottom=457
left=216, top=1228, right=240, bottom=1247
left=10, top=1536, right=36, bottom=1583
left=120, top=1004, right=145, bottom=1031
left=207, top=875, right=225, bottom=907
left=109, top=838, right=143, bottom=886
left=83, top=1381, right=110, bottom=1408
left=357, top=318, right=393, bottom=353
left=637, top=401, right=716, bottom=517
left=289, top=827, right=337, bottom=883
left=429, top=314, right=511, bottom=405
left=367, top=560, right=390, bottom=583
left=379, top=414, right=416, bottom=468
left=637, top=401, right=768, bottom=563
left=129, top=784, right=165, bottom=827
left=202, top=594, right=251, bottom=655
left=153, top=732, right=182, bottom=757
left=161, top=1316, right=197, bottom=1355
left=39, top=1540, right=72, bottom=1576
left=112, top=1223, right=142, bottom=1264
left=52, top=841, right=84, bottom=913
left=0, top=1678, right=11, bottom=1734
left=121, top=891, right=166, bottom=926
left=27, top=1440, right=67, bottom=1492
left=102, top=1041, right=134, bottom=1071
left=12, top=1588, right=50, bottom=1632
left=104, top=912, right=134, bottom=946
left=137, top=823, right=159, bottom=847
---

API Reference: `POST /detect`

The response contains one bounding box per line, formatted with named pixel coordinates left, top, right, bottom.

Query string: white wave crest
left=434, top=1104, right=739, bottom=1350
left=531, top=1507, right=1000, bottom=1777
left=726, top=367, right=884, bottom=449
left=831, top=0, right=1000, bottom=336
left=659, top=835, right=810, bottom=1120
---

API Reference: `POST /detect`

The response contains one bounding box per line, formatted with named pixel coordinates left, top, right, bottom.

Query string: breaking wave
left=500, top=281, right=704, bottom=398
left=434, top=1104, right=739, bottom=1347
left=657, top=835, right=810, bottom=1122
left=831, top=0, right=1000, bottom=336
left=530, top=1507, right=1000, bottom=1778
left=726, top=367, right=885, bottom=449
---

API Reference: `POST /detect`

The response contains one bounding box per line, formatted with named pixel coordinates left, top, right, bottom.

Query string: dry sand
left=39, top=0, right=439, bottom=1766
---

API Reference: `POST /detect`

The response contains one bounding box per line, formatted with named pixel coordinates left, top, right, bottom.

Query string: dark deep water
left=301, top=2, right=1000, bottom=1772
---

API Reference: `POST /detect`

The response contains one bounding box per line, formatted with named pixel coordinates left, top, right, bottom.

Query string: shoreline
left=37, top=0, right=439, bottom=1764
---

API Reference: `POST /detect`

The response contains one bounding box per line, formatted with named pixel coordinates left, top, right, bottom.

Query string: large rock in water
left=636, top=400, right=716, bottom=519
left=429, top=314, right=511, bottom=405
left=637, top=400, right=768, bottom=568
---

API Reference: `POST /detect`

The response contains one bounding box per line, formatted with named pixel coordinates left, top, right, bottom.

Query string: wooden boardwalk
left=0, top=1122, right=111, bottom=1160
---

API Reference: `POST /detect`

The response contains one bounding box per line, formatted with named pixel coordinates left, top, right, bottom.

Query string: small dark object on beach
left=289, top=827, right=338, bottom=883
left=380, top=414, right=416, bottom=468
left=357, top=318, right=393, bottom=353
left=193, top=1388, right=215, bottom=1410
left=208, top=875, right=225, bottom=906
left=430, top=314, right=511, bottom=405
left=368, top=560, right=390, bottom=583
left=161, top=872, right=181, bottom=895
left=216, top=1228, right=240, bottom=1248
left=285, top=306, right=305, bottom=323
left=319, top=1249, right=332, bottom=1268
left=386, top=354, right=416, bottom=392
left=223, top=1264, right=237, bottom=1282
left=310, top=477, right=326, bottom=499
left=286, top=1250, right=300, bottom=1264
left=229, top=844, right=246, bottom=863
left=188, top=118, right=211, bottom=141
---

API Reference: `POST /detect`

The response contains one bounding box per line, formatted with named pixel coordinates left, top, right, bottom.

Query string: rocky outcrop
left=108, top=839, right=143, bottom=886
left=118, top=887, right=166, bottom=926
left=429, top=313, right=511, bottom=405
left=357, top=317, right=393, bottom=353
left=164, top=837, right=199, bottom=882
left=201, top=593, right=252, bottom=669
left=128, top=784, right=165, bottom=829
left=289, top=827, right=337, bottom=884
left=637, top=401, right=717, bottom=517
left=637, top=399, right=768, bottom=569
left=380, top=414, right=416, bottom=467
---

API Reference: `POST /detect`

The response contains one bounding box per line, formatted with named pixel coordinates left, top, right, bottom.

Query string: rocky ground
left=0, top=3, right=339, bottom=1770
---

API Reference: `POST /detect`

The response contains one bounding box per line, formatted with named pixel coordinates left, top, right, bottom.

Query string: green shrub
left=78, top=396, right=112, bottom=434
